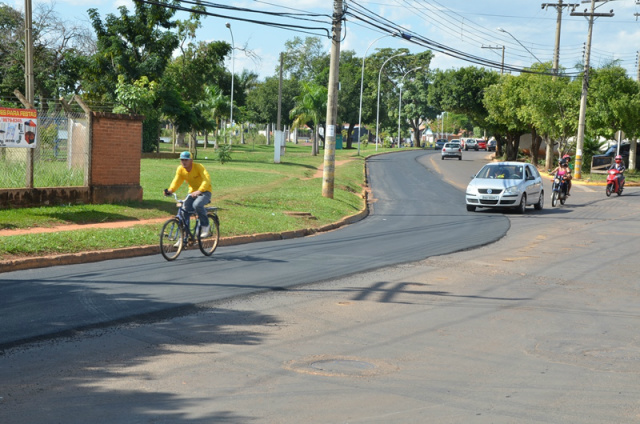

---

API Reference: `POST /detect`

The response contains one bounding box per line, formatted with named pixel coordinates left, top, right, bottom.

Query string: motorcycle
left=551, top=174, right=568, bottom=207
left=605, top=168, right=624, bottom=197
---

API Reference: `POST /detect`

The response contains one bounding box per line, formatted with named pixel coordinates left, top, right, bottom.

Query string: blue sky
left=10, top=0, right=640, bottom=80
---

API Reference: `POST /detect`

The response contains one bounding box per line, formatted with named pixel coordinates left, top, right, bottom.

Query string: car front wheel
left=516, top=194, right=527, bottom=214
left=534, top=190, right=544, bottom=210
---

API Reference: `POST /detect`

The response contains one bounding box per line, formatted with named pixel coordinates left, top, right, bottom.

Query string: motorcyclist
left=609, top=155, right=626, bottom=190
left=552, top=158, right=572, bottom=196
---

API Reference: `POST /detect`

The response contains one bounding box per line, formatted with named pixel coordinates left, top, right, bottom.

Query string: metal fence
left=0, top=108, right=89, bottom=188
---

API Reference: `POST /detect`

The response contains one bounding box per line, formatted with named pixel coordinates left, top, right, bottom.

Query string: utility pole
left=571, top=0, right=614, bottom=179
left=322, top=0, right=343, bottom=199
left=24, top=0, right=34, bottom=188
left=541, top=1, right=579, bottom=170
left=482, top=45, right=505, bottom=75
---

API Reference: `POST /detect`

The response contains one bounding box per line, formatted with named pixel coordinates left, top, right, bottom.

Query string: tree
left=289, top=81, right=327, bottom=156
left=518, top=63, right=580, bottom=166
left=587, top=65, right=640, bottom=142
left=246, top=77, right=298, bottom=126
left=85, top=2, right=179, bottom=101
left=392, top=51, right=436, bottom=148
left=483, top=75, right=529, bottom=161
left=429, top=67, right=499, bottom=130
left=197, top=85, right=229, bottom=149
left=281, top=37, right=329, bottom=83
left=0, top=3, right=93, bottom=103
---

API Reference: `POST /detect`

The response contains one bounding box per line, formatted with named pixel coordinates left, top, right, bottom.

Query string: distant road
left=0, top=150, right=510, bottom=349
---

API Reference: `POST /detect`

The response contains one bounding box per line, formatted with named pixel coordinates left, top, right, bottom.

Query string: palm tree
left=199, top=85, right=230, bottom=149
left=289, top=81, right=327, bottom=156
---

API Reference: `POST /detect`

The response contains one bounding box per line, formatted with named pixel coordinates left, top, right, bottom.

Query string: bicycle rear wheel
left=160, top=218, right=184, bottom=261
left=198, top=213, right=220, bottom=256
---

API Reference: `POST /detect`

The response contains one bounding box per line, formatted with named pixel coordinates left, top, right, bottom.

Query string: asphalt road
left=2, top=149, right=640, bottom=423
left=0, top=150, right=509, bottom=350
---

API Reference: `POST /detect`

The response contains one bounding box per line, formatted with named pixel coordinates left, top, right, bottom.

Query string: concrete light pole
left=571, top=0, right=614, bottom=179
left=541, top=1, right=579, bottom=171
left=357, top=34, right=391, bottom=156
left=376, top=52, right=406, bottom=151
left=225, top=23, right=235, bottom=126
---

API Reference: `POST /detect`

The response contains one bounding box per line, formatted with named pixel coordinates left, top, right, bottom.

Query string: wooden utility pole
left=322, top=0, right=343, bottom=199
left=541, top=1, right=579, bottom=170
left=571, top=0, right=614, bottom=179
left=24, top=0, right=34, bottom=188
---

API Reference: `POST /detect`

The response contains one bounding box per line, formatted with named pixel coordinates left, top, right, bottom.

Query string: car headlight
left=504, top=186, right=520, bottom=195
left=466, top=186, right=478, bottom=195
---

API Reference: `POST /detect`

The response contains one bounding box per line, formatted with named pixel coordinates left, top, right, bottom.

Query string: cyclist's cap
left=180, top=151, right=192, bottom=160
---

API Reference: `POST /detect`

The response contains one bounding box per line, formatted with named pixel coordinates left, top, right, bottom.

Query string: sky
left=9, top=0, right=640, bottom=81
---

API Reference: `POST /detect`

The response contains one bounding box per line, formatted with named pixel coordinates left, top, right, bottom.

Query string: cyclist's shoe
left=173, top=240, right=181, bottom=248
left=200, top=225, right=210, bottom=238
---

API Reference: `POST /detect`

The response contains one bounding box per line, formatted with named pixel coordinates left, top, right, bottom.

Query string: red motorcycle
left=605, top=169, right=624, bottom=197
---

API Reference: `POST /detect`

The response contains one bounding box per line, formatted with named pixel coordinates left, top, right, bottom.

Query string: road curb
left=0, top=192, right=371, bottom=274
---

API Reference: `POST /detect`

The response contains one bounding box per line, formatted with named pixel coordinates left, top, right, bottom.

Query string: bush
left=216, top=144, right=232, bottom=164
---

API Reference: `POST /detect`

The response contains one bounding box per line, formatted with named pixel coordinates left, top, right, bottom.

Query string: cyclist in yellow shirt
left=164, top=151, right=212, bottom=237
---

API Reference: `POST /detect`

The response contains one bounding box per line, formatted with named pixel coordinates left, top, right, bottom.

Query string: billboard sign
left=0, top=107, right=38, bottom=148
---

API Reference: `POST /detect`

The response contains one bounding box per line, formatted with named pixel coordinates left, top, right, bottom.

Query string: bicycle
left=160, top=192, right=220, bottom=261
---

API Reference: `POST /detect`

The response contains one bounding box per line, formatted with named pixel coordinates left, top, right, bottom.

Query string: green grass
left=0, top=142, right=395, bottom=259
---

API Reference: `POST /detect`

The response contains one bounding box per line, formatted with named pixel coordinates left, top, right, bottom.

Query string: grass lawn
left=0, top=142, right=394, bottom=259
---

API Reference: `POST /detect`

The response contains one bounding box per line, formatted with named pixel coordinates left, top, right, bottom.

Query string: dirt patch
left=0, top=217, right=169, bottom=237
left=305, top=159, right=354, bottom=180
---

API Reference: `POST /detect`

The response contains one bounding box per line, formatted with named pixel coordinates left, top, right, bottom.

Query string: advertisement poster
left=0, top=107, right=38, bottom=148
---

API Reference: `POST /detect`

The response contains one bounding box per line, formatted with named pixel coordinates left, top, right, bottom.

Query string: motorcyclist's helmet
left=562, top=154, right=571, bottom=161
left=560, top=159, right=568, bottom=166
left=615, top=155, right=623, bottom=163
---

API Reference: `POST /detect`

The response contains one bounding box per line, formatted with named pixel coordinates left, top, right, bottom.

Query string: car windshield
left=445, top=143, right=459, bottom=148
left=476, top=164, right=524, bottom=180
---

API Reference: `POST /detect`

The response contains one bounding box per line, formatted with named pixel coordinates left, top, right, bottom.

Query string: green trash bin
left=336, top=134, right=343, bottom=150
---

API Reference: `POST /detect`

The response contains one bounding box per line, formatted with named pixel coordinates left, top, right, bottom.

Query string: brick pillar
left=90, top=112, right=144, bottom=203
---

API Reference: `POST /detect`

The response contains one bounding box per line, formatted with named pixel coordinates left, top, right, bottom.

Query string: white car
left=465, top=162, right=544, bottom=213
left=441, top=142, right=462, bottom=160
left=463, top=138, right=478, bottom=151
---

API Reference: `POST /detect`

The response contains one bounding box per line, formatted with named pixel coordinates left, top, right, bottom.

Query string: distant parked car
left=463, top=138, right=478, bottom=151
left=465, top=161, right=544, bottom=213
left=476, top=139, right=487, bottom=150
left=434, top=139, right=447, bottom=150
left=591, top=143, right=640, bottom=173
left=441, top=142, right=462, bottom=160
left=487, top=139, right=496, bottom=152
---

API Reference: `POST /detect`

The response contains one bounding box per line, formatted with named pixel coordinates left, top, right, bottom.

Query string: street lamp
left=357, top=35, right=390, bottom=155
left=226, top=22, right=235, bottom=126
left=357, top=32, right=411, bottom=155
left=497, top=27, right=542, bottom=64
left=397, top=66, right=422, bottom=149
left=376, top=52, right=407, bottom=151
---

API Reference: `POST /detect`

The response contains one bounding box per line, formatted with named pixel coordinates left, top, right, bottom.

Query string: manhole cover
left=311, top=359, right=375, bottom=373
left=284, top=355, right=398, bottom=377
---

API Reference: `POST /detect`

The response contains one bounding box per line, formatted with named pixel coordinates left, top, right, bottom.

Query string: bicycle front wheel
left=160, top=218, right=184, bottom=261
left=198, top=213, right=220, bottom=256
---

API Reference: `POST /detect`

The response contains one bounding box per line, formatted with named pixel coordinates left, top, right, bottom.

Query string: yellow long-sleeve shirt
left=169, top=162, right=212, bottom=193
